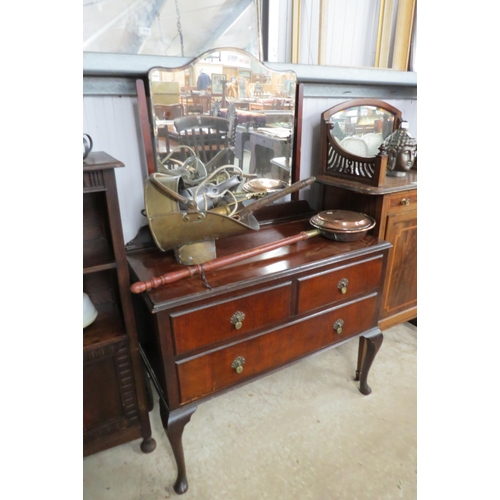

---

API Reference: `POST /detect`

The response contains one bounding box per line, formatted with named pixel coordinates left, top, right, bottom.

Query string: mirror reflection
left=83, top=0, right=261, bottom=59
left=329, top=106, right=396, bottom=158
left=149, top=48, right=296, bottom=191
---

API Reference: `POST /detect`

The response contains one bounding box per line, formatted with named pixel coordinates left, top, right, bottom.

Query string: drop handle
left=338, top=278, right=349, bottom=294
left=401, top=198, right=411, bottom=205
left=231, top=356, right=245, bottom=374
left=333, top=319, right=344, bottom=335
left=231, top=311, right=245, bottom=330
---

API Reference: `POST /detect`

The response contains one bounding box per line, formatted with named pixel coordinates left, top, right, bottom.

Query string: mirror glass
left=84, top=0, right=261, bottom=59
left=149, top=48, right=296, bottom=188
left=329, top=105, right=396, bottom=158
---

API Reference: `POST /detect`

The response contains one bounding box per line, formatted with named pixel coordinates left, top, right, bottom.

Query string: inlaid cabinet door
left=380, top=209, right=417, bottom=321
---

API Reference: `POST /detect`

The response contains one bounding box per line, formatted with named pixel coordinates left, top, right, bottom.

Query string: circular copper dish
left=243, top=178, right=288, bottom=193
left=310, top=210, right=376, bottom=242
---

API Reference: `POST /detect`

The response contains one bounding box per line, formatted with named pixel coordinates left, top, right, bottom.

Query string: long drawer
left=297, top=255, right=383, bottom=314
left=176, top=293, right=378, bottom=404
left=171, top=282, right=292, bottom=355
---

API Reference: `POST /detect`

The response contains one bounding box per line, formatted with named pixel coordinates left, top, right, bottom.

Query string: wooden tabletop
left=127, top=218, right=391, bottom=312
left=83, top=151, right=124, bottom=171
left=317, top=170, right=417, bottom=195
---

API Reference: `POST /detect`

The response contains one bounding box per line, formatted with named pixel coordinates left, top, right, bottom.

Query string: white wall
left=83, top=95, right=148, bottom=244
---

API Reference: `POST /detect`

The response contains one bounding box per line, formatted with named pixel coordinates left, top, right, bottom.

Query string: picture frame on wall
left=211, top=74, right=226, bottom=95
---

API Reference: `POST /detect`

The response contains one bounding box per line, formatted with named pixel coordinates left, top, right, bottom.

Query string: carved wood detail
left=83, top=169, right=105, bottom=191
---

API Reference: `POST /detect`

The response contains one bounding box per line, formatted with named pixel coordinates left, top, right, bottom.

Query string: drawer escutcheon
left=231, top=356, right=246, bottom=374
left=333, top=319, right=344, bottom=334
left=230, top=311, right=246, bottom=330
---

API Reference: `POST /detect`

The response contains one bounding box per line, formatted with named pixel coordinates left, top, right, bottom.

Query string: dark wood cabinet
left=83, top=151, right=156, bottom=456
left=127, top=214, right=391, bottom=493
left=317, top=172, right=417, bottom=329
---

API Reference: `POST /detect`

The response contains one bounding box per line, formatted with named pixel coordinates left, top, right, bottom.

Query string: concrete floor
left=83, top=322, right=417, bottom=499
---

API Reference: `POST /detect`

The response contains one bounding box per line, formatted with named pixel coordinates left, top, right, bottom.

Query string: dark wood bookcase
left=83, top=151, right=156, bottom=456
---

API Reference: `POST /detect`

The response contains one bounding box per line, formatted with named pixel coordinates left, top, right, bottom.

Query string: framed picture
left=211, top=74, right=226, bottom=95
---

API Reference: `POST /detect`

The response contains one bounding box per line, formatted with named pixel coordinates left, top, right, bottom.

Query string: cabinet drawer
left=386, top=190, right=417, bottom=213
left=171, top=283, right=292, bottom=355
left=297, top=256, right=383, bottom=314
left=176, top=293, right=378, bottom=404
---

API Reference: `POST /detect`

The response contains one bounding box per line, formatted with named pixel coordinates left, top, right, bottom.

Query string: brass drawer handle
left=401, top=198, right=411, bottom=206
left=230, top=311, right=245, bottom=330
left=231, top=356, right=245, bottom=374
left=333, top=319, right=344, bottom=335
left=338, top=278, right=349, bottom=294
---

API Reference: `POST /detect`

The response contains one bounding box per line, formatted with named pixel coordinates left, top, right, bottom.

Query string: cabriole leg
left=160, top=402, right=197, bottom=495
left=356, top=331, right=383, bottom=395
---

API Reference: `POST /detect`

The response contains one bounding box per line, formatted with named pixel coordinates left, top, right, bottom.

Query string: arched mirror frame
left=136, top=48, right=303, bottom=201
left=319, top=99, right=403, bottom=188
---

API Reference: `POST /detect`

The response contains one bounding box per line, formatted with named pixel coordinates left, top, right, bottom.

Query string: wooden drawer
left=176, top=293, right=378, bottom=404
left=386, top=190, right=417, bottom=213
left=297, top=255, right=383, bottom=314
left=171, top=282, right=292, bottom=355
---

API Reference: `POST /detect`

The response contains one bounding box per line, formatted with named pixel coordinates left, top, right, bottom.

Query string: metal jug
left=83, top=134, right=93, bottom=160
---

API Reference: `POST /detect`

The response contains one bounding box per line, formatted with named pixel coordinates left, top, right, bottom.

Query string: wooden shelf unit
left=83, top=151, right=156, bottom=456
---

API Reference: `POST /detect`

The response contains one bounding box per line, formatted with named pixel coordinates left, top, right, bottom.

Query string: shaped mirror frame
left=320, top=99, right=403, bottom=188
left=147, top=48, right=298, bottom=192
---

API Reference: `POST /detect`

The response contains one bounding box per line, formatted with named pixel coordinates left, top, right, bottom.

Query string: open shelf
left=83, top=237, right=116, bottom=273
left=83, top=301, right=126, bottom=348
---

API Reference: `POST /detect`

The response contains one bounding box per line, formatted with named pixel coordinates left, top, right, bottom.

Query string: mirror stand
left=319, top=99, right=403, bottom=188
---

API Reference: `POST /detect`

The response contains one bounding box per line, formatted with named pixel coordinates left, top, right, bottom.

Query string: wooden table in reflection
left=235, top=126, right=291, bottom=177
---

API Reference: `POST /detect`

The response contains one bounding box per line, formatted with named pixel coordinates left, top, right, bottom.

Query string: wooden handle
left=130, top=229, right=321, bottom=293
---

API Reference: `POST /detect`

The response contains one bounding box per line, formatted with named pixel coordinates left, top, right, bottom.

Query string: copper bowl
left=310, top=210, right=376, bottom=242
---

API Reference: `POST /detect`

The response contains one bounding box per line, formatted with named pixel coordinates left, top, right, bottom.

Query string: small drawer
left=297, top=255, right=383, bottom=314
left=176, top=293, right=378, bottom=404
left=171, top=282, right=292, bottom=355
left=387, top=190, right=417, bottom=212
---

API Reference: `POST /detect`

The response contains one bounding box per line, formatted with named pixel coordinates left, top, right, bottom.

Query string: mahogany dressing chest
left=126, top=208, right=391, bottom=494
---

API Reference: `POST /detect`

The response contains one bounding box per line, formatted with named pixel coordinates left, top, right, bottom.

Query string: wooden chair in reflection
left=173, top=115, right=235, bottom=173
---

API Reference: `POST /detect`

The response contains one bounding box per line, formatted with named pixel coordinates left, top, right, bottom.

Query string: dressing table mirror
left=145, top=48, right=300, bottom=189
left=132, top=47, right=308, bottom=264
left=127, top=77, right=392, bottom=497
left=319, top=99, right=404, bottom=187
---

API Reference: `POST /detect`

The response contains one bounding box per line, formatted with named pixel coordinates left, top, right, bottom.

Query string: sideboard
left=126, top=212, right=391, bottom=494
left=317, top=172, right=417, bottom=330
